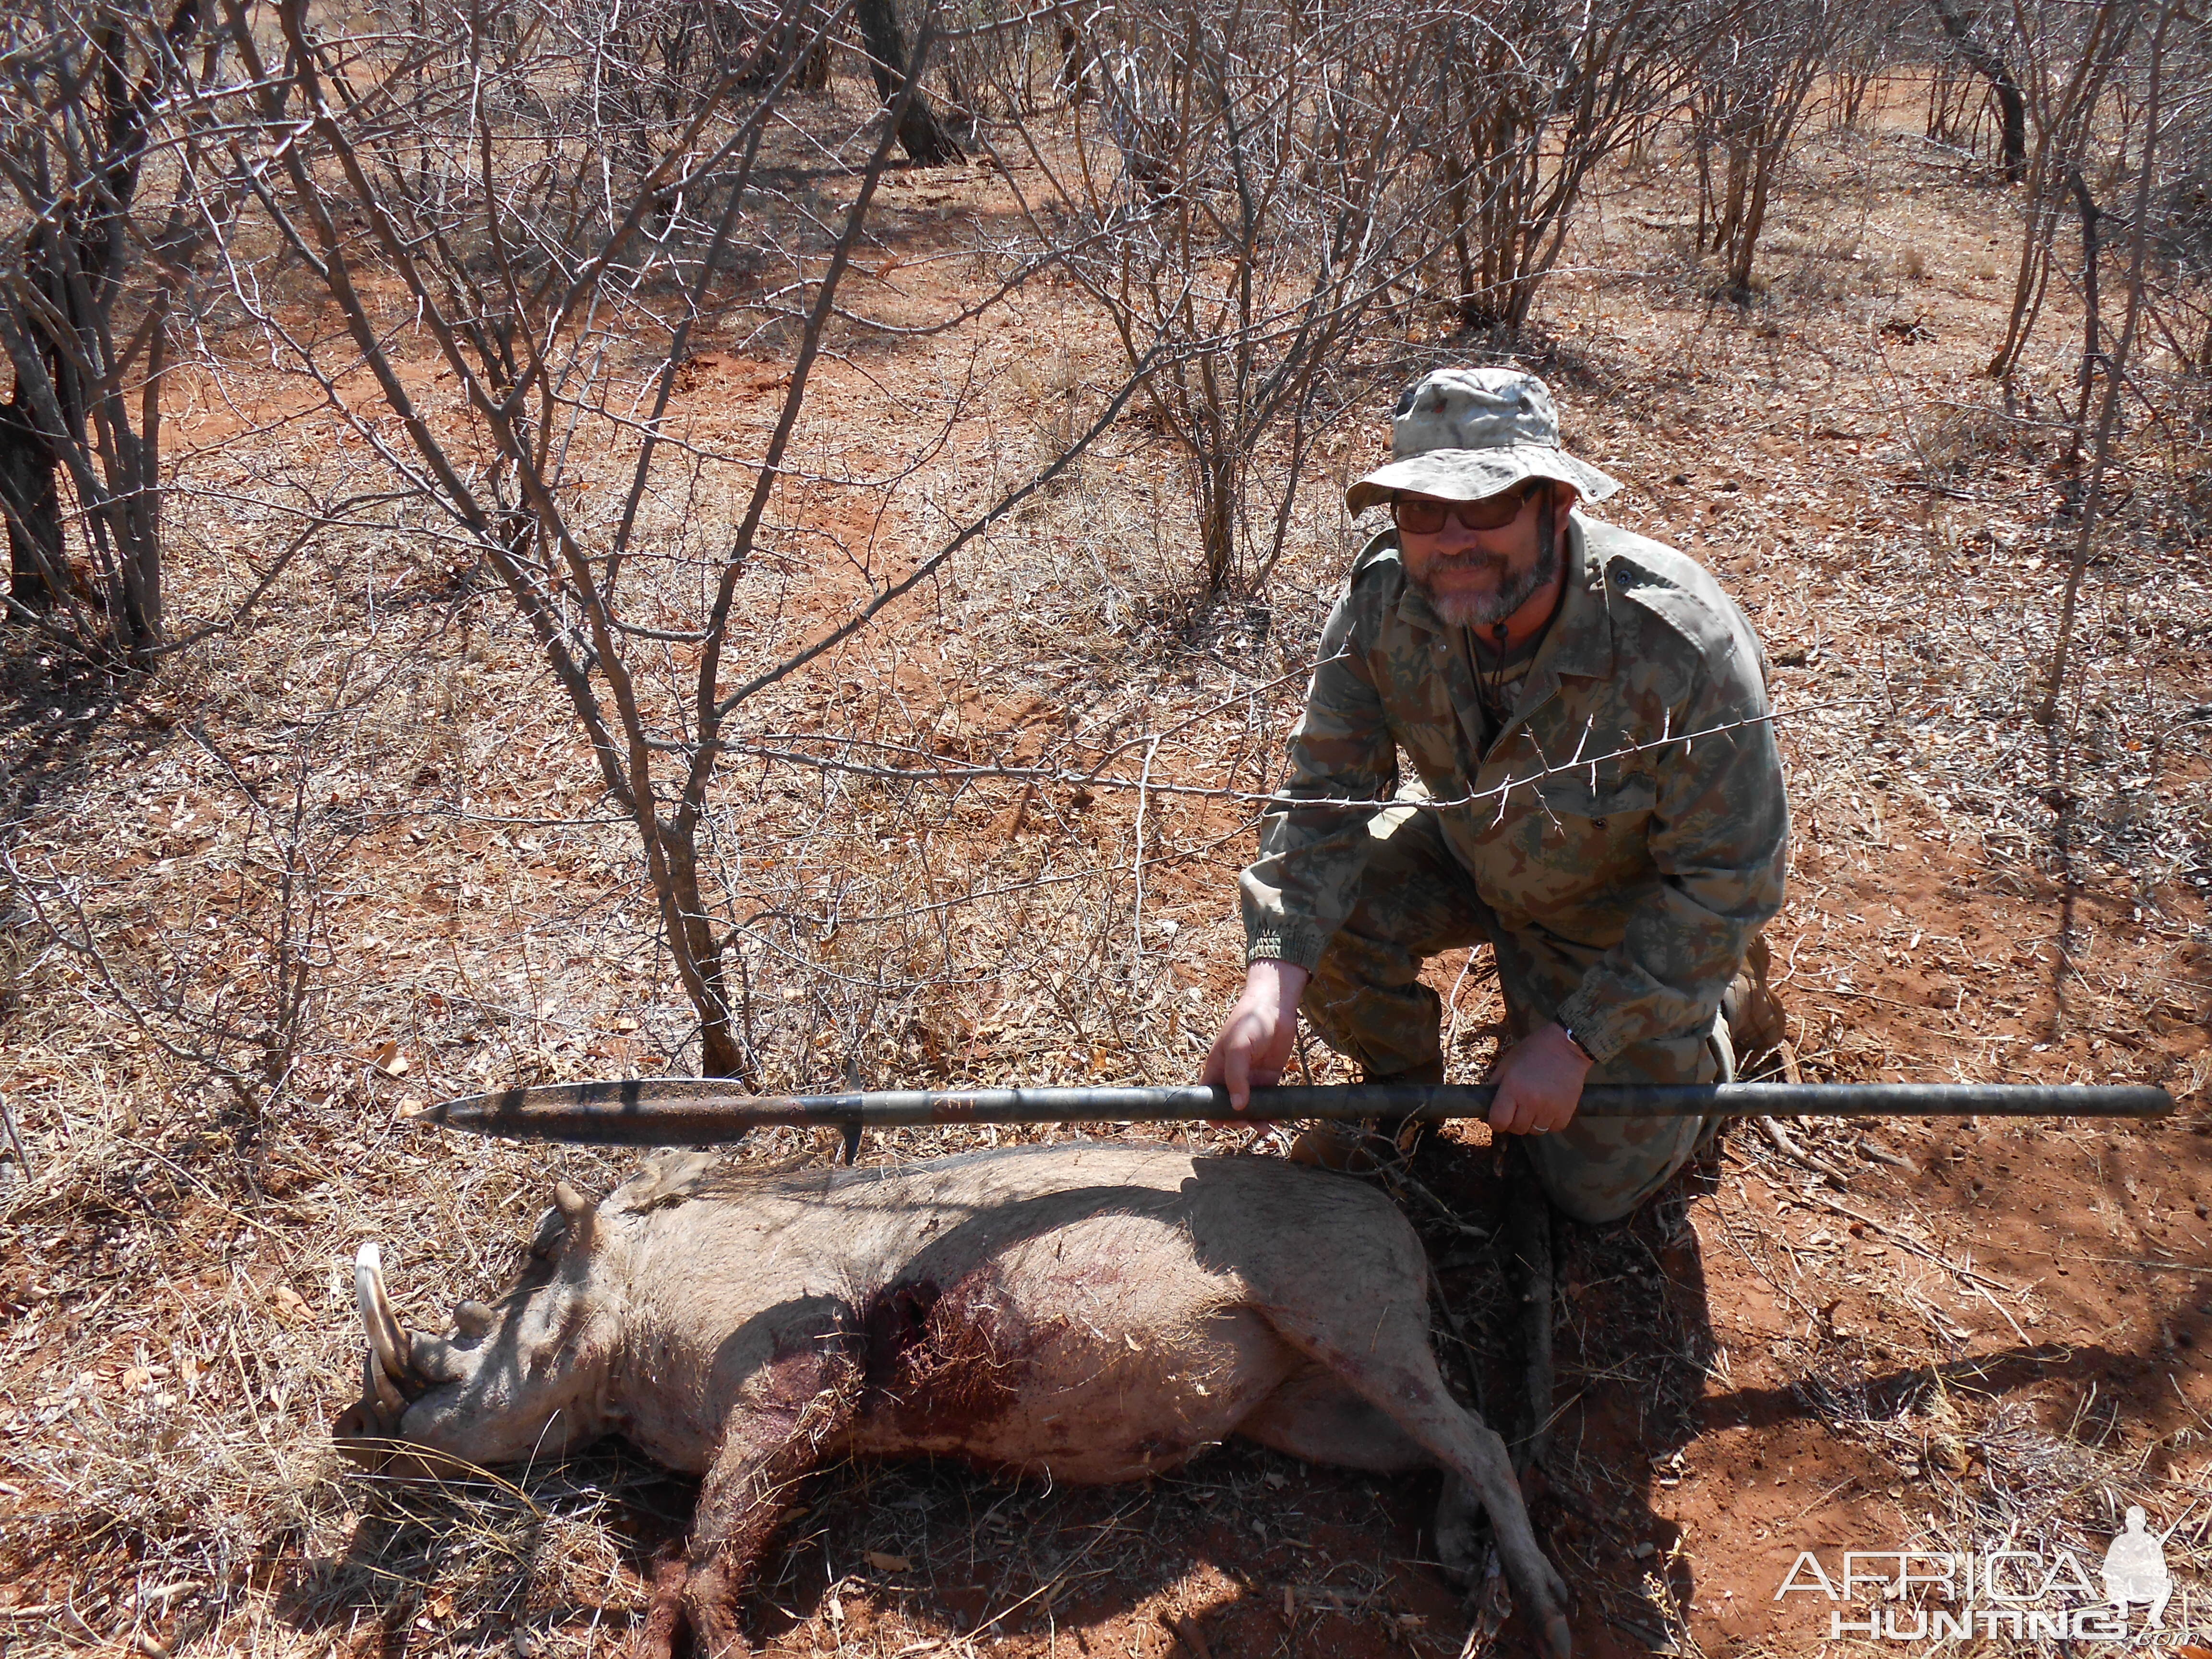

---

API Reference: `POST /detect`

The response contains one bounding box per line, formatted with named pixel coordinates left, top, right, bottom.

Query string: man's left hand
left=1488, top=1023, right=1593, bottom=1137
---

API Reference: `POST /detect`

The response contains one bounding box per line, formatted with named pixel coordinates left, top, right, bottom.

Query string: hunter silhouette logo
left=2101, top=1507, right=2172, bottom=1628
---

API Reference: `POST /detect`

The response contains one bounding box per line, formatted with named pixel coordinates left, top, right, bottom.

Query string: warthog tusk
left=362, top=1347, right=405, bottom=1419
left=354, top=1242, right=414, bottom=1384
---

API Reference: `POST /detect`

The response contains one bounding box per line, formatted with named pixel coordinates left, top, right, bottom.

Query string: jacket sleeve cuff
left=1246, top=924, right=1331, bottom=974
left=1552, top=982, right=1635, bottom=1067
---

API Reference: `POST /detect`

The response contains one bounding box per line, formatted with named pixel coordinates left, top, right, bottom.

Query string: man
left=1203, top=367, right=1788, bottom=1223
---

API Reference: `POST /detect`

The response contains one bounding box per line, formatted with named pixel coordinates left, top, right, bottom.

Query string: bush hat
left=1344, top=367, right=1621, bottom=515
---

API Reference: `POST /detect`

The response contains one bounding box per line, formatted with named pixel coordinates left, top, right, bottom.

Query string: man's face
left=1395, top=481, right=1570, bottom=629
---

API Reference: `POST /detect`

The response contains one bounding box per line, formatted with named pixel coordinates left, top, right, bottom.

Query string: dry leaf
left=120, top=1367, right=152, bottom=1391
left=864, top=1551, right=912, bottom=1572
left=370, top=1040, right=408, bottom=1077
left=269, top=1284, right=307, bottom=1321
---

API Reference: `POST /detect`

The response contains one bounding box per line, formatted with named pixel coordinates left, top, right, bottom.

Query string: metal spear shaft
left=421, top=1078, right=2174, bottom=1147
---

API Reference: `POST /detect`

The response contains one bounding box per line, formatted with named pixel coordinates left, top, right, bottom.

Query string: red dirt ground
left=1, top=72, right=2209, bottom=1659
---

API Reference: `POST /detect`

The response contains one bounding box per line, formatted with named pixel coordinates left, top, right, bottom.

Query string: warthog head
left=334, top=1181, right=619, bottom=1475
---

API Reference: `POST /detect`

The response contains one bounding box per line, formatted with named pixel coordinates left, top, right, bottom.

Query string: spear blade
left=418, top=1078, right=2173, bottom=1146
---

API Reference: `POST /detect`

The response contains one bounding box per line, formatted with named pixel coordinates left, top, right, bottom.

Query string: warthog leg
left=1432, top=1475, right=1485, bottom=1582
left=634, top=1551, right=688, bottom=1659
left=635, top=1344, right=862, bottom=1659
left=1256, top=1300, right=1572, bottom=1659
left=1238, top=1365, right=1489, bottom=1584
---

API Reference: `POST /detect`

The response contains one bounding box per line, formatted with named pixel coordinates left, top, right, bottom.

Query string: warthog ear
left=553, top=1180, right=596, bottom=1245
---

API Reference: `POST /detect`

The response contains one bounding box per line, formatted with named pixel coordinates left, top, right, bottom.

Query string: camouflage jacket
left=1241, top=514, right=1789, bottom=1064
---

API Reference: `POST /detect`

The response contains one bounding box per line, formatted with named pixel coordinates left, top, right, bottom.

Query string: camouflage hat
left=1344, top=367, right=1621, bottom=515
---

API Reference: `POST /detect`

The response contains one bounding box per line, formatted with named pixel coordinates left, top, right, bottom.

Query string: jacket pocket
left=1534, top=767, right=1657, bottom=830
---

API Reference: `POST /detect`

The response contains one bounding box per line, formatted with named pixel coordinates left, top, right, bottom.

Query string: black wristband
left=1557, top=1023, right=1597, bottom=1064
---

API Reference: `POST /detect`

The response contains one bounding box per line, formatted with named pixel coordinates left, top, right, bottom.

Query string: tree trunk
left=1438, top=145, right=1479, bottom=324
left=1057, top=19, right=1088, bottom=104
left=654, top=822, right=755, bottom=1082
left=1994, top=84, right=2026, bottom=182
left=853, top=0, right=962, bottom=165
left=2065, top=168, right=2101, bottom=469
left=1730, top=145, right=1776, bottom=295
left=1928, top=0, right=2027, bottom=183
left=0, top=385, right=60, bottom=610
left=1196, top=448, right=1236, bottom=594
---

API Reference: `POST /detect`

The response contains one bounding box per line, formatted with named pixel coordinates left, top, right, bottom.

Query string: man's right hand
left=1202, top=960, right=1310, bottom=1113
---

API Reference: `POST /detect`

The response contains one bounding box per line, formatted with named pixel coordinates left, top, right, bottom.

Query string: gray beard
left=1414, top=535, right=1560, bottom=628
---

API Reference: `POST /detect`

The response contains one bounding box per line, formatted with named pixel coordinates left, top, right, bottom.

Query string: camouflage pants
left=1302, top=804, right=1735, bottom=1225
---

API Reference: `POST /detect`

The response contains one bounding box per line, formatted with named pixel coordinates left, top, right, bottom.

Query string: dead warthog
left=337, top=1142, right=1570, bottom=1656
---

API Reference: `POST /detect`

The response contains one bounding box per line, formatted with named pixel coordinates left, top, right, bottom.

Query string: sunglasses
left=1391, top=483, right=1542, bottom=535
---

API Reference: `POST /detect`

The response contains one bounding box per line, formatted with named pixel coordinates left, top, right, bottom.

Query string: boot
left=1721, top=933, right=1786, bottom=1077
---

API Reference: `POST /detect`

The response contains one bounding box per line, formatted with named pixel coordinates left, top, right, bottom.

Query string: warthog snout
left=332, top=1226, right=596, bottom=1480
left=333, top=1242, right=448, bottom=1471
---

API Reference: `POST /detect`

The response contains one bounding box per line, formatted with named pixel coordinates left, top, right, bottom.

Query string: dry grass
left=2, top=68, right=2210, bottom=1659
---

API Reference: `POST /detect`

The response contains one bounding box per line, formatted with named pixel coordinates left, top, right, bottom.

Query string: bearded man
left=1204, top=367, right=1789, bottom=1222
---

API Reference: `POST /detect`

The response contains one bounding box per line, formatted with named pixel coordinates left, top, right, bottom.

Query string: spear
left=419, top=1077, right=2173, bottom=1147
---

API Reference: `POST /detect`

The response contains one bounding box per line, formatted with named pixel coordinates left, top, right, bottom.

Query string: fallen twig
left=2008, top=1249, right=2212, bottom=1276
left=1756, top=1116, right=1851, bottom=1188
left=1805, top=1196, right=2014, bottom=1287
left=1810, top=1191, right=2030, bottom=1341
left=1806, top=986, right=1952, bottom=1013
left=1456, top=1549, right=1511, bottom=1659
left=1858, top=1137, right=1920, bottom=1173
left=0, top=1092, right=31, bottom=1180
left=1387, top=1159, right=1495, bottom=1242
